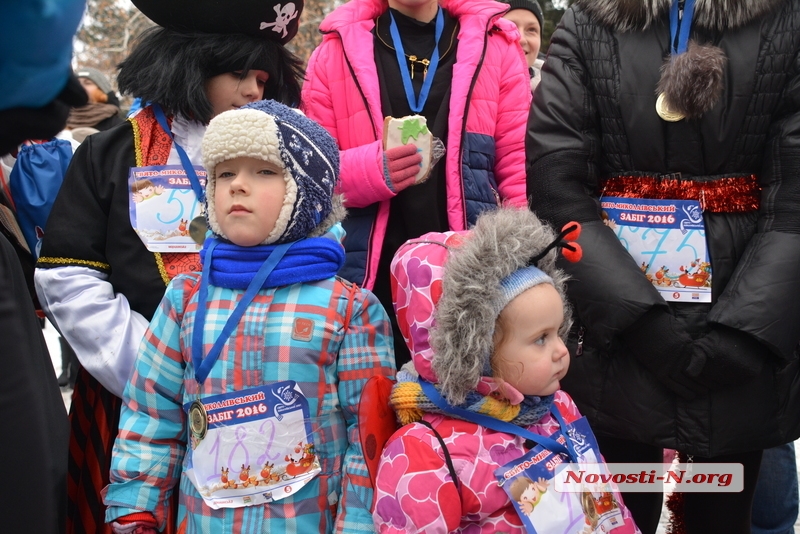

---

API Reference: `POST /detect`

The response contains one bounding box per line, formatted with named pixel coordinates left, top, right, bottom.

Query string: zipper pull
left=576, top=327, right=585, bottom=356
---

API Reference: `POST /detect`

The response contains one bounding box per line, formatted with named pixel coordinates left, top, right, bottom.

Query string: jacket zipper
left=336, top=30, right=382, bottom=287
left=458, top=12, right=504, bottom=227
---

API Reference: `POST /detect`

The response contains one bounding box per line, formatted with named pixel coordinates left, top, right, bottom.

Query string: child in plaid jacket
left=104, top=100, right=395, bottom=534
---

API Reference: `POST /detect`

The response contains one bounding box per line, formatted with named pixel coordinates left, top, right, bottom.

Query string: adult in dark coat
left=0, top=232, right=69, bottom=534
left=0, top=1, right=85, bottom=532
left=527, top=1, right=800, bottom=533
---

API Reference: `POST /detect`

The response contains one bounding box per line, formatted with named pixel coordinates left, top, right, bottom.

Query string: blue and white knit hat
left=493, top=264, right=554, bottom=317
left=202, top=99, right=340, bottom=245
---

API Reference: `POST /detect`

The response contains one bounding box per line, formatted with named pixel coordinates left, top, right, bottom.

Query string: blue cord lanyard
left=419, top=379, right=578, bottom=462
left=669, top=0, right=696, bottom=55
left=152, top=104, right=205, bottom=204
left=389, top=8, right=445, bottom=113
left=191, top=240, right=293, bottom=385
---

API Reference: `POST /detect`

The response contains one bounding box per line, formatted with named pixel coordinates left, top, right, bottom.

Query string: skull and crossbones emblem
left=260, top=3, right=299, bottom=38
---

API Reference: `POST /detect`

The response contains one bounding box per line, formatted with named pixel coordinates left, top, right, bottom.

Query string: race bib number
left=601, top=197, right=711, bottom=303
left=184, top=382, right=321, bottom=509
left=496, top=417, right=629, bottom=534
left=128, top=165, right=205, bottom=252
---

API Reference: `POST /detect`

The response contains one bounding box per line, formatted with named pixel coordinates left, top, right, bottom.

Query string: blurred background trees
left=541, top=0, right=572, bottom=53
left=74, top=0, right=571, bottom=114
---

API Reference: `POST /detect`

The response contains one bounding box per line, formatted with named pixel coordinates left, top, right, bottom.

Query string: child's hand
left=534, top=477, right=549, bottom=492
left=110, top=512, right=158, bottom=534
left=132, top=192, right=144, bottom=203
left=154, top=185, right=165, bottom=195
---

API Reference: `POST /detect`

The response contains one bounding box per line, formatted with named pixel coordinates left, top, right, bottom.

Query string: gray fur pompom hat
left=202, top=99, right=341, bottom=245
left=390, top=208, right=580, bottom=405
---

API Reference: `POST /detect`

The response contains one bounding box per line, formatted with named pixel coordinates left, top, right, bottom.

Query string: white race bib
left=184, top=381, right=321, bottom=509
left=127, top=165, right=205, bottom=253
left=601, top=197, right=712, bottom=303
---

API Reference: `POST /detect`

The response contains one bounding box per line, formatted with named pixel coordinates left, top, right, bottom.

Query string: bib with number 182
left=183, top=381, right=321, bottom=509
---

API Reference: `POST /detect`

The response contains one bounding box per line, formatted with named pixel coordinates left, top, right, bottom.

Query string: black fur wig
left=117, top=27, right=305, bottom=123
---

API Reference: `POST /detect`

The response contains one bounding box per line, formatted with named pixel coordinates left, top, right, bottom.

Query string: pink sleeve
left=373, top=433, right=462, bottom=533
left=338, top=141, right=397, bottom=208
left=493, top=39, right=532, bottom=208
left=301, top=42, right=395, bottom=209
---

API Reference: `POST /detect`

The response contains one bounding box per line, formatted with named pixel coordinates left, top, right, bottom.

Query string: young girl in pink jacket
left=373, top=208, right=641, bottom=533
left=301, top=0, right=531, bottom=369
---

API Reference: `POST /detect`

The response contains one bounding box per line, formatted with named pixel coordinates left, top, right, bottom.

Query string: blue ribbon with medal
left=656, top=0, right=697, bottom=121
left=389, top=8, right=445, bottom=113
left=152, top=104, right=209, bottom=243
left=187, top=239, right=293, bottom=441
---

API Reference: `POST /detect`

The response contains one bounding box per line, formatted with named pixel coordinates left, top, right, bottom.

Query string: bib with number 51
left=128, top=164, right=206, bottom=253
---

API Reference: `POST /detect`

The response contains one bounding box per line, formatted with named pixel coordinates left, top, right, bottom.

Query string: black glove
left=0, top=72, right=87, bottom=156
left=620, top=307, right=707, bottom=399
left=687, top=324, right=765, bottom=389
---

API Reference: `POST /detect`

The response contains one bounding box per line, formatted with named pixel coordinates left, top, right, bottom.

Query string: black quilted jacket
left=527, top=0, right=800, bottom=456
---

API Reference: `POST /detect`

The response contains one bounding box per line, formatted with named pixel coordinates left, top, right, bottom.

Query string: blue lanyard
left=419, top=379, right=577, bottom=462
left=152, top=104, right=206, bottom=204
left=669, top=0, right=696, bottom=55
left=191, top=240, right=292, bottom=385
left=389, top=8, right=444, bottom=113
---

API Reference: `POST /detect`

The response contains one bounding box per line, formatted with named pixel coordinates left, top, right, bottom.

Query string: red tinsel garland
left=665, top=451, right=688, bottom=534
left=601, top=174, right=759, bottom=213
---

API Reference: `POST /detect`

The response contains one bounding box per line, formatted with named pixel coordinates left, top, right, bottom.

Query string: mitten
left=620, top=307, right=706, bottom=399
left=383, top=144, right=422, bottom=193
left=688, top=324, right=765, bottom=389
left=111, top=512, right=158, bottom=534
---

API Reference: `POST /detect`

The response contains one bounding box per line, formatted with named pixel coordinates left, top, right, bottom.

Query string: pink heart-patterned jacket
left=372, top=231, right=640, bottom=533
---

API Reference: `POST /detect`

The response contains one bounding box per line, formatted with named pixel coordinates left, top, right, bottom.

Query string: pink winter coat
left=301, top=0, right=531, bottom=289
left=374, top=392, right=594, bottom=533
left=373, top=231, right=641, bottom=533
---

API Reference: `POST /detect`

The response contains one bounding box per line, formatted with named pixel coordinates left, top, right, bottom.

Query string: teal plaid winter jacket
left=104, top=271, right=395, bottom=533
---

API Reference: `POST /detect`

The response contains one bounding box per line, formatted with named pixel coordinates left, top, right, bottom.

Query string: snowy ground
left=41, top=319, right=800, bottom=533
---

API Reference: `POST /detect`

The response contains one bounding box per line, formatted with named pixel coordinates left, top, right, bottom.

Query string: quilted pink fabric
left=373, top=392, right=588, bottom=532
left=390, top=231, right=467, bottom=382
left=378, top=231, right=641, bottom=533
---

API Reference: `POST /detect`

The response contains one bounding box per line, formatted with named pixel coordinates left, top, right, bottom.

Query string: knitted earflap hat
left=131, top=0, right=303, bottom=44
left=202, top=99, right=340, bottom=245
left=390, top=208, right=581, bottom=406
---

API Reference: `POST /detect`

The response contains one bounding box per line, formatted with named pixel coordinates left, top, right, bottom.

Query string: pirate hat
left=132, top=0, right=303, bottom=44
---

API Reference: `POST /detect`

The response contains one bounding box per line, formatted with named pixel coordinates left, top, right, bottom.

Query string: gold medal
left=189, top=399, right=208, bottom=441
left=189, top=216, right=208, bottom=245
left=656, top=93, right=685, bottom=122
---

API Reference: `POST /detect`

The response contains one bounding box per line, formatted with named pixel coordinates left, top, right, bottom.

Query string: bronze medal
left=656, top=93, right=685, bottom=122
left=189, top=399, right=208, bottom=441
left=189, top=216, right=208, bottom=245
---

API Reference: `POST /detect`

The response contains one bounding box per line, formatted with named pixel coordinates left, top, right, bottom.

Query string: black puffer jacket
left=528, top=0, right=800, bottom=457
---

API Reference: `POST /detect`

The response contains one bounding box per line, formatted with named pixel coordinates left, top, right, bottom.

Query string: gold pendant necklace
left=407, top=55, right=431, bottom=80
left=656, top=93, right=685, bottom=122
left=375, top=16, right=458, bottom=81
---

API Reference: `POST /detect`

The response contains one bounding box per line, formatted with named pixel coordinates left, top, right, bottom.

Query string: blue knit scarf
left=199, top=236, right=345, bottom=289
